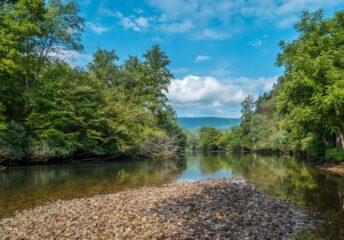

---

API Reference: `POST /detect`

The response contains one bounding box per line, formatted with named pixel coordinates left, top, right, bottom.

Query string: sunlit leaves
left=276, top=10, right=344, bottom=153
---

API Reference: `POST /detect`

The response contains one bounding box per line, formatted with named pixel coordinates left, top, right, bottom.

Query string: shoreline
left=2, top=152, right=343, bottom=180
left=318, top=163, right=344, bottom=176
left=0, top=179, right=314, bottom=239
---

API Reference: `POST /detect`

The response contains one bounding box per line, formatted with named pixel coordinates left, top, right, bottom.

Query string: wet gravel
left=0, top=179, right=314, bottom=239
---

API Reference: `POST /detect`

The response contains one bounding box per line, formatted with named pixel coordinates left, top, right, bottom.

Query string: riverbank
left=0, top=179, right=314, bottom=239
left=319, top=163, right=344, bottom=176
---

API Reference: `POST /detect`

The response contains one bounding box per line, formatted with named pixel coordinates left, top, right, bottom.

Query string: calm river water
left=1, top=152, right=344, bottom=239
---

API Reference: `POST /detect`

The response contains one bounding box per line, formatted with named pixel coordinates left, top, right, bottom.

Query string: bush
left=139, top=129, right=182, bottom=159
left=326, top=149, right=344, bottom=162
left=300, top=134, right=326, bottom=158
left=0, top=122, right=27, bottom=161
left=199, top=127, right=223, bottom=151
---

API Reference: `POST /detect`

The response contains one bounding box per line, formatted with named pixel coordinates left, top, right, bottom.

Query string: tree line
left=0, top=0, right=186, bottom=164
left=194, top=10, right=344, bottom=162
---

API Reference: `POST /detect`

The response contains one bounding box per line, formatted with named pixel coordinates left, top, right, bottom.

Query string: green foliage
left=240, top=95, right=255, bottom=133
left=213, top=10, right=344, bottom=160
left=88, top=49, right=119, bottom=86
left=142, top=45, right=173, bottom=114
left=199, top=127, right=223, bottom=151
left=184, top=129, right=199, bottom=150
left=326, top=149, right=344, bottom=162
left=300, top=134, right=326, bottom=158
left=276, top=9, right=344, bottom=152
left=0, top=0, right=185, bottom=163
left=218, top=126, right=243, bottom=151
left=0, top=122, right=27, bottom=160
left=27, top=63, right=101, bottom=159
left=0, top=104, right=6, bottom=131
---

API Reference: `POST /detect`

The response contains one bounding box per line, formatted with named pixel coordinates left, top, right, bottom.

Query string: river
left=1, top=152, right=343, bottom=239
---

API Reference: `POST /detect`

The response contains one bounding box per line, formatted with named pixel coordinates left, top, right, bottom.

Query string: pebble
left=0, top=179, right=314, bottom=239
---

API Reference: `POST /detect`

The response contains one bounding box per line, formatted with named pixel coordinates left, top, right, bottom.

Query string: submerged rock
left=0, top=179, right=314, bottom=239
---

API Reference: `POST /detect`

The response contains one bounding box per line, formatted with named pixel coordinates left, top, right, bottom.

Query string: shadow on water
left=0, top=159, right=186, bottom=218
left=1, top=152, right=344, bottom=238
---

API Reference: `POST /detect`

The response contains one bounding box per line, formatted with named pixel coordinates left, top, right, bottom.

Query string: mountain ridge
left=177, top=117, right=241, bottom=130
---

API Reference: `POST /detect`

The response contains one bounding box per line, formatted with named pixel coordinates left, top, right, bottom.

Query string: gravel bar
left=0, top=179, right=314, bottom=239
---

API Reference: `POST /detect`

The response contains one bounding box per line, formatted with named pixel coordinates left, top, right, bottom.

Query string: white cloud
left=167, top=75, right=278, bottom=107
left=159, top=20, right=193, bottom=33
left=49, top=47, right=92, bottom=67
left=167, top=75, right=245, bottom=108
left=98, top=7, right=122, bottom=17
left=195, top=29, right=231, bottom=40
left=277, top=15, right=298, bottom=29
left=120, top=17, right=141, bottom=31
left=146, top=0, right=344, bottom=36
left=96, top=0, right=344, bottom=40
left=86, top=22, right=111, bottom=34
left=133, top=8, right=144, bottom=14
left=119, top=16, right=152, bottom=32
left=136, top=17, right=150, bottom=28
left=195, top=55, right=211, bottom=62
left=172, top=67, right=190, bottom=75
left=98, top=7, right=151, bottom=32
left=249, top=38, right=263, bottom=48
left=209, top=68, right=232, bottom=78
left=166, top=74, right=278, bottom=117
left=147, top=0, right=198, bottom=17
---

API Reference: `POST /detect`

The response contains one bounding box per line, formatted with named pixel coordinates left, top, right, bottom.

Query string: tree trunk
left=335, top=106, right=344, bottom=150
left=24, top=37, right=30, bottom=111
left=337, top=131, right=344, bottom=150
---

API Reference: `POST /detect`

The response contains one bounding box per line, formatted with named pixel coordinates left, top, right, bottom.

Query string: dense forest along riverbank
left=0, top=179, right=313, bottom=239
left=1, top=153, right=344, bottom=238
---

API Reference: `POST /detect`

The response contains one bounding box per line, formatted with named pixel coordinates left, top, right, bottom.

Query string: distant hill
left=177, top=117, right=240, bottom=130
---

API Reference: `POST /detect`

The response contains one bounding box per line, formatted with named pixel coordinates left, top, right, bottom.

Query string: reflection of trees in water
left=197, top=152, right=344, bottom=239
left=0, top=159, right=186, bottom=218
left=199, top=153, right=317, bottom=203
left=1, top=153, right=344, bottom=238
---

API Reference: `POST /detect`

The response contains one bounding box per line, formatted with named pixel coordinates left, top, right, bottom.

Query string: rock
left=0, top=179, right=314, bottom=239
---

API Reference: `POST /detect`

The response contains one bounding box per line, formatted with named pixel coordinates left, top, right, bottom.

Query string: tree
left=142, top=45, right=173, bottom=114
left=240, top=95, right=255, bottom=137
left=199, top=127, right=222, bottom=151
left=119, top=56, right=145, bottom=95
left=241, top=95, right=255, bottom=123
left=276, top=10, right=344, bottom=153
left=0, top=1, right=186, bottom=163
left=27, top=63, right=94, bottom=159
left=18, top=0, right=84, bottom=84
left=0, top=0, right=84, bottom=119
left=88, top=49, right=119, bottom=87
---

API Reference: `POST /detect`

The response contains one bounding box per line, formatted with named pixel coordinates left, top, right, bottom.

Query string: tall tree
left=0, top=0, right=84, bottom=118
left=119, top=56, right=145, bottom=96
left=142, top=45, right=173, bottom=113
left=88, top=49, right=119, bottom=87
left=276, top=10, right=344, bottom=151
left=240, top=95, right=255, bottom=132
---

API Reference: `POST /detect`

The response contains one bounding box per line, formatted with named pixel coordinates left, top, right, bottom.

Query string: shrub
left=300, top=134, right=326, bottom=158
left=0, top=122, right=27, bottom=161
left=326, top=149, right=344, bottom=162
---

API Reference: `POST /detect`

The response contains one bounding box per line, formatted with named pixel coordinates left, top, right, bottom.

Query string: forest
left=196, top=10, right=344, bottom=162
left=1, top=2, right=344, bottom=239
left=0, top=0, right=186, bottom=164
left=1, top=0, right=343, bottom=165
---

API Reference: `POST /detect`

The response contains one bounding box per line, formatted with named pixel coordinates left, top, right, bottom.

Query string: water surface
left=1, top=152, right=343, bottom=239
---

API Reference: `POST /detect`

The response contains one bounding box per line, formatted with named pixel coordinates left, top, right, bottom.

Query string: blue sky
left=67, top=0, right=344, bottom=118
